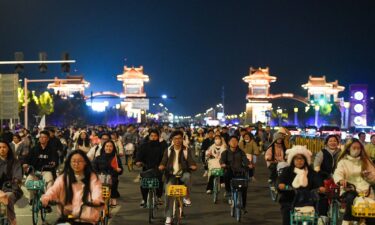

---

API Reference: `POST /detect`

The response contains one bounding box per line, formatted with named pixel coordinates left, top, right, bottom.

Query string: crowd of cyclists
left=0, top=124, right=375, bottom=225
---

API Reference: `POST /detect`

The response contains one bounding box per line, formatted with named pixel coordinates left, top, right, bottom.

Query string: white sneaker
left=206, top=190, right=212, bottom=194
left=228, top=198, right=233, bottom=205
left=165, top=217, right=172, bottom=225
left=183, top=198, right=192, bottom=206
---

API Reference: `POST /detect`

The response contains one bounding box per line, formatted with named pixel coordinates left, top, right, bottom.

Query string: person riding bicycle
left=158, top=130, right=197, bottom=225
left=365, top=134, right=375, bottom=163
left=220, top=135, right=251, bottom=211
left=41, top=150, right=103, bottom=225
left=313, top=134, right=341, bottom=223
left=205, top=134, right=226, bottom=194
left=265, top=132, right=287, bottom=184
left=278, top=145, right=324, bottom=225
left=87, top=133, right=111, bottom=161
left=333, top=138, right=375, bottom=225
left=0, top=140, right=23, bottom=225
left=23, top=130, right=58, bottom=208
left=201, top=129, right=215, bottom=177
left=136, top=129, right=165, bottom=207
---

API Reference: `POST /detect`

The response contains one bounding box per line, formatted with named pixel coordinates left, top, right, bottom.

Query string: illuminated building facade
left=302, top=76, right=345, bottom=104
left=349, top=84, right=368, bottom=126
left=116, top=66, right=150, bottom=123
left=47, top=75, right=90, bottom=98
left=243, top=67, right=276, bottom=124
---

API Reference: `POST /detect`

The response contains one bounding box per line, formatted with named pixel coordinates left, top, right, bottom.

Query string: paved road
left=15, top=155, right=282, bottom=225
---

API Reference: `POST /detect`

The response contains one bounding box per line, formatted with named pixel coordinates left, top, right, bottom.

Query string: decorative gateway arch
left=243, top=67, right=309, bottom=124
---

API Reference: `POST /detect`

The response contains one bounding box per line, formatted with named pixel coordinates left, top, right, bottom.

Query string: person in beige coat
left=333, top=138, right=375, bottom=225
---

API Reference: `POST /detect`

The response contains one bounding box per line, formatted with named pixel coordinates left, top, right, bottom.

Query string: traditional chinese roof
left=243, top=67, right=277, bottom=83
left=47, top=75, right=89, bottom=87
left=302, top=76, right=345, bottom=91
left=117, top=66, right=150, bottom=82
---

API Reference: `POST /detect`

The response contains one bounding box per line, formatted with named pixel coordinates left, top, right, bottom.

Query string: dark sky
left=1, top=0, right=374, bottom=115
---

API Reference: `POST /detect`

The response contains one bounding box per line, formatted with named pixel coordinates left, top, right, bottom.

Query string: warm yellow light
left=315, top=105, right=320, bottom=111
left=294, top=107, right=298, bottom=113
left=344, top=102, right=350, bottom=109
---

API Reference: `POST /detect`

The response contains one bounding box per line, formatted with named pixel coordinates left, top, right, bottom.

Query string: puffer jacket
left=333, top=155, right=371, bottom=193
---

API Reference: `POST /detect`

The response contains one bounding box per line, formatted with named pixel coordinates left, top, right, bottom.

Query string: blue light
left=162, top=94, right=167, bottom=99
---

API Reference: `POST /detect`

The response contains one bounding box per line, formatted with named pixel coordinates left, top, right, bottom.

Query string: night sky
left=1, top=0, right=374, bottom=115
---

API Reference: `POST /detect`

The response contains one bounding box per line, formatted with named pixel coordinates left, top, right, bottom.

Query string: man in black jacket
left=48, top=128, right=64, bottom=166
left=24, top=130, right=58, bottom=205
left=136, top=129, right=165, bottom=207
left=220, top=135, right=251, bottom=210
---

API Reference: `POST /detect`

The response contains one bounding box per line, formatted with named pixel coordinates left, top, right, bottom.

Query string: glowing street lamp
left=162, top=94, right=167, bottom=99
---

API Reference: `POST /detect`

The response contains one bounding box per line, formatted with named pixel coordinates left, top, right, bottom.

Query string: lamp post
left=294, top=107, right=298, bottom=125
left=344, top=102, right=350, bottom=128
left=277, top=109, right=283, bottom=126
left=314, top=105, right=320, bottom=127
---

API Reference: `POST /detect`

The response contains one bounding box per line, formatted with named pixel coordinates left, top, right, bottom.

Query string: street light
left=162, top=94, right=167, bottom=99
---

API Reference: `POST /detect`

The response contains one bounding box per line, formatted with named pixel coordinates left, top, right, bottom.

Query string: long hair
left=0, top=141, right=17, bottom=180
left=337, top=138, right=371, bottom=171
left=100, top=140, right=117, bottom=157
left=77, top=132, right=90, bottom=147
left=63, top=150, right=96, bottom=204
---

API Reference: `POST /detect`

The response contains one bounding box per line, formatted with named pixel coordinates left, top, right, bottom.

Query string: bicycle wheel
left=213, top=177, right=218, bottom=204
left=147, top=190, right=153, bottom=223
left=236, top=192, right=242, bottom=222
left=31, top=198, right=39, bottom=225
left=230, top=191, right=236, bottom=217
left=269, top=181, right=278, bottom=202
left=127, top=155, right=134, bottom=172
left=329, top=201, right=339, bottom=225
left=152, top=190, right=157, bottom=219
left=40, top=206, right=46, bottom=222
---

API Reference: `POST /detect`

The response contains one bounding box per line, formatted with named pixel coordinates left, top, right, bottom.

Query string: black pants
left=318, top=194, right=328, bottom=216
left=140, top=175, right=163, bottom=202
left=280, top=203, right=292, bottom=225
left=111, top=177, right=120, bottom=198
left=268, top=163, right=277, bottom=182
left=206, top=175, right=224, bottom=191
left=224, top=170, right=247, bottom=208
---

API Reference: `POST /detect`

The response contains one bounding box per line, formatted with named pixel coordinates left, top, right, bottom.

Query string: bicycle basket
left=167, top=185, right=187, bottom=197
left=102, top=186, right=111, bottom=199
left=0, top=203, right=7, bottom=217
left=352, top=197, right=375, bottom=218
left=98, top=173, right=112, bottom=186
left=141, top=178, right=159, bottom=189
left=25, top=180, right=45, bottom=191
left=210, top=168, right=224, bottom=177
left=230, top=178, right=248, bottom=190
left=290, top=207, right=317, bottom=224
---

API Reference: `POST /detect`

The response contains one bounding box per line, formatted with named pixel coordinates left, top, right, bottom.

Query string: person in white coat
left=205, top=135, right=226, bottom=193
left=333, top=138, right=375, bottom=225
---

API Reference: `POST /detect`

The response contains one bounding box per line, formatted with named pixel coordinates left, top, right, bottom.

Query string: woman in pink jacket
left=41, top=150, right=103, bottom=224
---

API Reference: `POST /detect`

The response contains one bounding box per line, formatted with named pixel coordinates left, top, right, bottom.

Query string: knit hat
left=286, top=145, right=312, bottom=165
left=273, top=132, right=285, bottom=142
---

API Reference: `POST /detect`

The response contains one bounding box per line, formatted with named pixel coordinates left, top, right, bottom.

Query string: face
left=173, top=135, right=183, bottom=147
left=104, top=142, right=115, bottom=154
left=0, top=143, right=9, bottom=159
left=208, top=132, right=214, bottom=139
left=276, top=138, right=283, bottom=144
left=359, top=134, right=366, bottom=141
left=80, top=132, right=87, bottom=139
left=214, top=137, right=222, bottom=145
left=39, top=134, right=49, bottom=145
left=101, top=135, right=110, bottom=145
left=266, top=126, right=271, bottom=132
left=13, top=136, right=21, bottom=143
left=111, top=134, right=117, bottom=140
left=70, top=154, right=86, bottom=173
left=350, top=142, right=362, bottom=156
left=327, top=137, right=339, bottom=150
left=371, top=136, right=375, bottom=145
left=293, top=155, right=306, bottom=169
left=229, top=138, right=238, bottom=149
left=244, top=135, right=250, bottom=141
left=149, top=133, right=159, bottom=141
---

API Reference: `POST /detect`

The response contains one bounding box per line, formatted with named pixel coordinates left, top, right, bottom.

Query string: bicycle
left=210, top=168, right=224, bottom=204
left=0, top=202, right=8, bottom=225
left=229, top=170, right=249, bottom=222
left=268, top=162, right=288, bottom=202
left=324, top=178, right=341, bottom=225
left=51, top=201, right=104, bottom=225
left=98, top=173, right=112, bottom=225
left=141, top=177, right=159, bottom=223
left=166, top=174, right=188, bottom=225
left=124, top=143, right=135, bottom=172
left=25, top=166, right=49, bottom=225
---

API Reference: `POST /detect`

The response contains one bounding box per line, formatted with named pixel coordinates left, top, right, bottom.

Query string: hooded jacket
left=160, top=145, right=196, bottom=178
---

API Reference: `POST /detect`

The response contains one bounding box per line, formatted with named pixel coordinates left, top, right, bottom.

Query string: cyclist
left=136, top=129, right=165, bottom=207
left=333, top=138, right=375, bottom=225
left=41, top=150, right=103, bottom=224
left=201, top=129, right=215, bottom=177
left=265, top=132, right=287, bottom=184
left=314, top=134, right=341, bottom=223
left=87, top=133, right=110, bottom=161
left=278, top=145, right=324, bottom=225
left=92, top=140, right=123, bottom=207
left=23, top=130, right=58, bottom=206
left=239, top=132, right=260, bottom=179
left=206, top=134, right=226, bottom=193
left=365, top=134, right=375, bottom=163
left=159, top=130, right=197, bottom=225
left=220, top=135, right=251, bottom=210
left=0, top=140, right=23, bottom=225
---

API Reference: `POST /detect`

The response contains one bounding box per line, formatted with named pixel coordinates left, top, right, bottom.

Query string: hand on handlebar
left=339, top=179, right=347, bottom=188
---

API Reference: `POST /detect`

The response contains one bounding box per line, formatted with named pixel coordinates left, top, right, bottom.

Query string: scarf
left=292, top=167, right=309, bottom=188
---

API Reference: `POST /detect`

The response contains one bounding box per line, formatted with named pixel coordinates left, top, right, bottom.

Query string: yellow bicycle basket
left=102, top=185, right=111, bottom=199
left=167, top=185, right=187, bottom=197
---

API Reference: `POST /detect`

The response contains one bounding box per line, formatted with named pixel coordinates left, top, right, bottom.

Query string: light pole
left=294, top=107, right=299, bottom=125
left=277, top=109, right=283, bottom=126
left=314, top=105, right=320, bottom=127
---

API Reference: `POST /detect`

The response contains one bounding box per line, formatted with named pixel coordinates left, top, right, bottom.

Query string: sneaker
left=165, top=217, right=172, bottom=225
left=267, top=179, right=273, bottom=184
left=203, top=171, right=208, bottom=177
left=270, top=186, right=276, bottom=192
left=140, top=200, right=145, bottom=208
left=228, top=198, right=233, bottom=205
left=220, top=183, right=225, bottom=188
left=206, top=190, right=212, bottom=194
left=183, top=198, right=192, bottom=206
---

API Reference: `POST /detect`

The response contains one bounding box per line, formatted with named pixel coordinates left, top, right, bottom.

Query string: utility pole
left=222, top=86, right=225, bottom=116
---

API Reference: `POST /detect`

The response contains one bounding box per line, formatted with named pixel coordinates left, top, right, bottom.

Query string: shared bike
left=141, top=177, right=160, bottom=223
left=229, top=170, right=249, bottom=222
left=167, top=174, right=188, bottom=225
left=210, top=168, right=224, bottom=204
